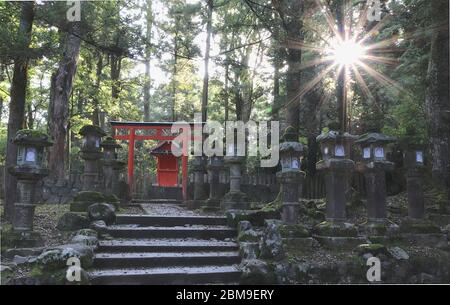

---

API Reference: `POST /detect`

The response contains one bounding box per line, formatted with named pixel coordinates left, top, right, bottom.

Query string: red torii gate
left=110, top=121, right=202, bottom=201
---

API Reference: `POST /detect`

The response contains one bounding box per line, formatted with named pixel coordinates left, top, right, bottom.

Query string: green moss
left=14, top=129, right=53, bottom=146
left=279, top=224, right=310, bottom=238
left=238, top=230, right=260, bottom=242
left=73, top=191, right=105, bottom=203
left=355, top=243, right=387, bottom=256
left=261, top=190, right=282, bottom=212
left=79, top=125, right=106, bottom=136
left=103, top=194, right=120, bottom=209
left=314, top=221, right=358, bottom=237
left=399, top=220, right=442, bottom=234
left=75, top=229, right=98, bottom=238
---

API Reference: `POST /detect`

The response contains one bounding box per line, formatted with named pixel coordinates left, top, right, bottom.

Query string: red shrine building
left=149, top=141, right=180, bottom=187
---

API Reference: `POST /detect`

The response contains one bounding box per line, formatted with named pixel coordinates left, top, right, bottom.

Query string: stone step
left=93, top=251, right=241, bottom=268
left=89, top=266, right=242, bottom=285
left=132, top=199, right=183, bottom=205
left=107, top=225, right=237, bottom=240
left=98, top=239, right=239, bottom=253
left=116, top=215, right=228, bottom=226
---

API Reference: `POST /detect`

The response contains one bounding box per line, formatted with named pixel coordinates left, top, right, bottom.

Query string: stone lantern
left=313, top=130, right=366, bottom=248
left=221, top=141, right=248, bottom=210
left=187, top=156, right=208, bottom=209
left=7, top=130, right=53, bottom=247
left=277, top=126, right=305, bottom=224
left=355, top=133, right=396, bottom=233
left=100, top=136, right=122, bottom=196
left=112, top=160, right=126, bottom=199
left=403, top=146, right=426, bottom=220
left=398, top=143, right=444, bottom=247
left=316, top=130, right=357, bottom=222
left=204, top=155, right=225, bottom=210
left=79, top=125, right=106, bottom=191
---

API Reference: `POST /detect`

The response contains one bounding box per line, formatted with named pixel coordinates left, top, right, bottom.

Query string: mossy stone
left=70, top=191, right=106, bottom=212
left=1, top=230, right=44, bottom=248
left=399, top=219, right=442, bottom=234
left=355, top=243, right=388, bottom=256
left=73, top=191, right=105, bottom=203
left=314, top=221, right=358, bottom=237
left=279, top=224, right=310, bottom=238
left=238, top=230, right=261, bottom=242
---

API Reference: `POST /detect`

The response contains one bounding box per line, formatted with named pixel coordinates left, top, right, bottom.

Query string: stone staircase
left=88, top=214, right=242, bottom=285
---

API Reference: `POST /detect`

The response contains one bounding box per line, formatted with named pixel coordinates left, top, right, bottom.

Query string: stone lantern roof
left=13, top=129, right=53, bottom=147
left=355, top=133, right=396, bottom=145
left=100, top=136, right=122, bottom=149
left=316, top=130, right=357, bottom=143
left=79, top=125, right=107, bottom=137
left=280, top=126, right=304, bottom=153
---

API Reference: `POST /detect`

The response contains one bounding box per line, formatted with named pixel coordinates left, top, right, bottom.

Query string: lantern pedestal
left=317, top=159, right=355, bottom=222
left=398, top=150, right=444, bottom=246
left=203, top=157, right=225, bottom=211
left=80, top=150, right=103, bottom=191
left=79, top=125, right=106, bottom=192
left=313, top=160, right=363, bottom=249
left=221, top=156, right=249, bottom=211
left=277, top=171, right=305, bottom=224
left=112, top=160, right=126, bottom=200
left=186, top=157, right=208, bottom=209
left=357, top=161, right=394, bottom=235
left=406, top=167, right=426, bottom=220
left=101, top=137, right=122, bottom=196
left=5, top=130, right=52, bottom=248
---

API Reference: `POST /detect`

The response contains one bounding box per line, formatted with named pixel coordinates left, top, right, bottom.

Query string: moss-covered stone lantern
left=204, top=155, right=225, bottom=211
left=70, top=125, right=106, bottom=212
left=316, top=130, right=357, bottom=222
left=79, top=125, right=106, bottom=191
left=101, top=136, right=122, bottom=196
left=355, top=133, right=396, bottom=234
left=221, top=136, right=248, bottom=211
left=277, top=126, right=305, bottom=224
left=7, top=130, right=53, bottom=247
left=403, top=144, right=427, bottom=220
left=186, top=156, right=208, bottom=210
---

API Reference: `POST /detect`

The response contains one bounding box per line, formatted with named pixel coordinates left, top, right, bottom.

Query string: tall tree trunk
left=143, top=0, right=152, bottom=122
left=48, top=19, right=82, bottom=185
left=4, top=1, right=35, bottom=221
left=425, top=0, right=450, bottom=190
left=171, top=31, right=178, bottom=122
left=272, top=47, right=283, bottom=121
left=201, top=0, right=213, bottom=123
left=283, top=0, right=303, bottom=136
left=27, top=103, right=33, bottom=129
left=0, top=66, right=5, bottom=120
left=335, top=0, right=347, bottom=132
left=110, top=55, right=122, bottom=101
left=92, top=53, right=103, bottom=125
left=224, top=60, right=229, bottom=122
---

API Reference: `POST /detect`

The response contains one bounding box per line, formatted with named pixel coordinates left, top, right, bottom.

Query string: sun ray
left=350, top=64, right=375, bottom=104
left=355, top=60, right=413, bottom=98
left=281, top=38, right=329, bottom=53
left=315, top=0, right=344, bottom=43
left=360, top=55, right=399, bottom=66
left=358, top=14, right=393, bottom=44
left=352, top=1, right=370, bottom=40
left=299, top=56, right=335, bottom=71
left=283, top=62, right=339, bottom=110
